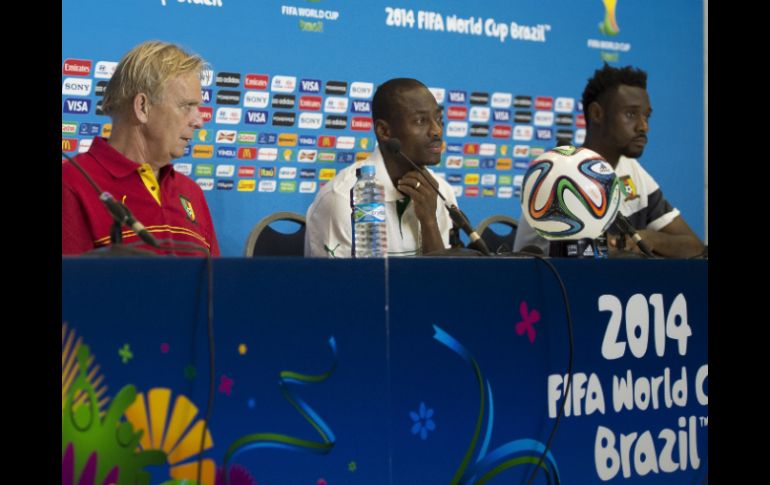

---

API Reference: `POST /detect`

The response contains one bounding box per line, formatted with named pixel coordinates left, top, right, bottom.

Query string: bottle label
left=354, top=203, right=386, bottom=223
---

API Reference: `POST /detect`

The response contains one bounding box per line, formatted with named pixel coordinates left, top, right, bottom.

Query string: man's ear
left=587, top=101, right=603, bottom=127
left=133, top=93, right=150, bottom=123
left=374, top=119, right=390, bottom=141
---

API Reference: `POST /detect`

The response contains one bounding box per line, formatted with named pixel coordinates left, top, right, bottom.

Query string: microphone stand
left=383, top=139, right=491, bottom=256
left=62, top=151, right=157, bottom=257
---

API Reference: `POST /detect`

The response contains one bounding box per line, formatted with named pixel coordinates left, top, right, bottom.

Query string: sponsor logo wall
left=63, top=0, right=705, bottom=256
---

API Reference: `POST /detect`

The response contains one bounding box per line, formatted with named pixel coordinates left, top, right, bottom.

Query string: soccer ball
left=520, top=146, right=621, bottom=240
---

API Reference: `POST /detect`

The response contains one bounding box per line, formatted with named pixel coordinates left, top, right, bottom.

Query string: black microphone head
left=384, top=138, right=401, bottom=154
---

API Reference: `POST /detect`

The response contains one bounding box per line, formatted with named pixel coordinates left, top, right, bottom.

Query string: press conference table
left=62, top=257, right=707, bottom=484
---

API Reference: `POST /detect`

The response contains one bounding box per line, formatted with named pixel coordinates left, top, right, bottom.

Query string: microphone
left=612, top=212, right=654, bottom=257
left=62, top=151, right=159, bottom=248
left=384, top=138, right=491, bottom=256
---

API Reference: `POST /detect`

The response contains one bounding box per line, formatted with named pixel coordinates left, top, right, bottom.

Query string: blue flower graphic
left=409, top=402, right=436, bottom=440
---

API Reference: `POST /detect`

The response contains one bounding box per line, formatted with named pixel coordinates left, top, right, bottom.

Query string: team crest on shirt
left=618, top=175, right=639, bottom=201
left=179, top=195, right=197, bottom=223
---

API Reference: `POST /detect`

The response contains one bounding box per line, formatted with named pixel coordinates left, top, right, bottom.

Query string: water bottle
left=351, top=164, right=387, bottom=258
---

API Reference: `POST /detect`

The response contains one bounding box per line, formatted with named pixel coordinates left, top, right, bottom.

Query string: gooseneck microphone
left=384, top=139, right=491, bottom=256
left=612, top=212, right=655, bottom=257
left=62, top=151, right=159, bottom=248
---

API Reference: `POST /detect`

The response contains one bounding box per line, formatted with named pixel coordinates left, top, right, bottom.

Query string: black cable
left=523, top=254, right=574, bottom=485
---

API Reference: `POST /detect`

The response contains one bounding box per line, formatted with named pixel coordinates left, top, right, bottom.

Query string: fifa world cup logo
left=599, top=0, right=621, bottom=36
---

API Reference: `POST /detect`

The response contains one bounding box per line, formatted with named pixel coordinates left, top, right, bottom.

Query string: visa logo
left=300, top=79, right=321, bottom=93
left=448, top=91, right=466, bottom=103
left=78, top=123, right=101, bottom=136
left=63, top=98, right=91, bottom=114
left=351, top=100, right=371, bottom=113
left=217, top=147, right=236, bottom=158
left=201, top=89, right=211, bottom=103
left=246, top=110, right=268, bottom=124
left=493, top=110, right=511, bottom=122
left=536, top=128, right=553, bottom=140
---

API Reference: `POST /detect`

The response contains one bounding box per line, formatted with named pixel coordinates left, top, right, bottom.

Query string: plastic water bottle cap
left=360, top=164, right=376, bottom=176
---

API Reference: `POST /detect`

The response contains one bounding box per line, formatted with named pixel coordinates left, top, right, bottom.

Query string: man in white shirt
left=514, top=64, right=705, bottom=258
left=305, top=78, right=458, bottom=257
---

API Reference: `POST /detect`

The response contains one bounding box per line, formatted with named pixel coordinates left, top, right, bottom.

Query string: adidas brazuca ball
left=520, top=145, right=621, bottom=240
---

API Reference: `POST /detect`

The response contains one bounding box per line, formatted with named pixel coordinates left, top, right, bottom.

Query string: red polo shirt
left=62, top=137, right=220, bottom=256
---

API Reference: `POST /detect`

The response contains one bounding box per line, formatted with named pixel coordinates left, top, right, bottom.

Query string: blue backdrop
left=62, top=0, right=705, bottom=256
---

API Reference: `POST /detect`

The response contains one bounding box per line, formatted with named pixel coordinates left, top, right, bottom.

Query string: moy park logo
left=586, top=0, right=631, bottom=62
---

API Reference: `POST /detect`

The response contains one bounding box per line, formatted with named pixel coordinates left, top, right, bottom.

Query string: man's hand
left=396, top=169, right=444, bottom=254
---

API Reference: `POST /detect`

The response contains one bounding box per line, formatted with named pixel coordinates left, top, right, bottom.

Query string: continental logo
left=258, top=180, right=277, bottom=192
left=237, top=179, right=257, bottom=192
left=238, top=166, right=256, bottom=177
left=195, top=164, right=214, bottom=176
left=245, top=74, right=269, bottom=90
left=258, top=148, right=278, bottom=161
left=62, top=122, right=78, bottom=135
left=325, top=80, right=347, bottom=95
left=278, top=133, right=298, bottom=146
left=62, top=138, right=78, bottom=153
left=216, top=90, right=241, bottom=105
left=599, top=0, right=621, bottom=36
left=272, top=112, right=296, bottom=127
left=62, top=59, right=91, bottom=76
left=470, top=92, right=490, bottom=105
left=279, top=181, right=297, bottom=193
left=192, top=145, right=214, bottom=158
left=238, top=147, right=257, bottom=160
left=319, top=168, right=337, bottom=180
left=496, top=158, right=512, bottom=170
left=216, top=72, right=241, bottom=87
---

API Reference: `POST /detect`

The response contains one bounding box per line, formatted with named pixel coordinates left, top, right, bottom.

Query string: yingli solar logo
left=62, top=59, right=92, bottom=76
